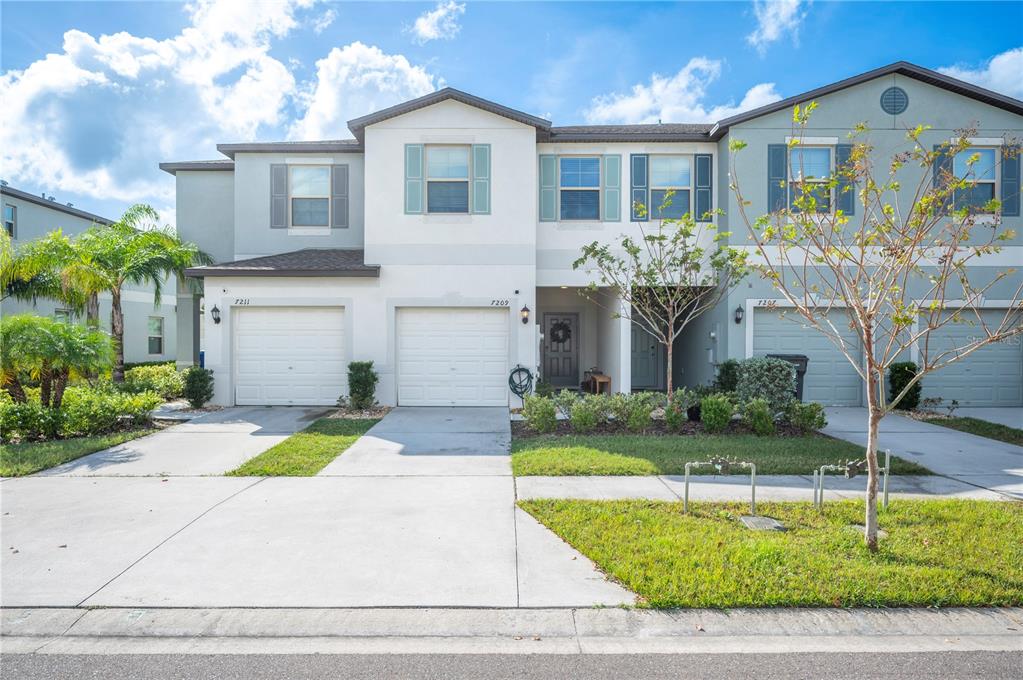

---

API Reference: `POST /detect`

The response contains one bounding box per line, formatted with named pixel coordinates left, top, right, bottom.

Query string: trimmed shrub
left=665, top=388, right=696, bottom=432
left=183, top=367, right=215, bottom=409
left=736, top=358, right=796, bottom=413
left=700, top=394, right=733, bottom=434
left=714, top=359, right=741, bottom=393
left=534, top=380, right=554, bottom=398
left=741, top=397, right=775, bottom=436
left=553, top=389, right=578, bottom=419
left=786, top=401, right=827, bottom=433
left=348, top=361, right=379, bottom=410
left=569, top=394, right=605, bottom=434
left=522, top=394, right=557, bottom=434
left=124, top=363, right=184, bottom=399
left=60, top=387, right=161, bottom=436
left=624, top=394, right=656, bottom=433
left=888, top=362, right=922, bottom=410
left=0, top=401, right=62, bottom=441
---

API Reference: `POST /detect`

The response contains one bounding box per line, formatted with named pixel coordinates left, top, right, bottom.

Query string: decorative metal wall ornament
left=549, top=321, right=572, bottom=344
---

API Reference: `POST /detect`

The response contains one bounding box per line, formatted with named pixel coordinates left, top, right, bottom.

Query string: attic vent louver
left=880, top=86, right=909, bottom=115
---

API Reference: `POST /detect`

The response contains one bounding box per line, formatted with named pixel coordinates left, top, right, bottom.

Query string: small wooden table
left=590, top=374, right=611, bottom=395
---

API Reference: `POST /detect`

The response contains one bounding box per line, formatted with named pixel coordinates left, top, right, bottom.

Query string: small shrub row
left=123, top=363, right=185, bottom=399
left=524, top=391, right=664, bottom=434
left=1, top=386, right=162, bottom=441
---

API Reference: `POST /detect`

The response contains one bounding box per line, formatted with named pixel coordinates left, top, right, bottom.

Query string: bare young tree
left=729, top=102, right=1022, bottom=550
left=573, top=197, right=747, bottom=400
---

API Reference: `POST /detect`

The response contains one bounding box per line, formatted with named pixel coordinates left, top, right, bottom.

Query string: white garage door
left=234, top=307, right=346, bottom=406
left=921, top=310, right=1023, bottom=407
left=752, top=308, right=863, bottom=406
left=397, top=307, right=509, bottom=406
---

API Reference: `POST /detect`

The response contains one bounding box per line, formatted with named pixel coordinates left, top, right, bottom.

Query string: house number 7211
left=234, top=298, right=251, bottom=305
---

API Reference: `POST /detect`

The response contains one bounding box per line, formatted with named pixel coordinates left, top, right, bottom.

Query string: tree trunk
left=3, top=377, right=27, bottom=403
left=86, top=292, right=100, bottom=328
left=52, top=370, right=69, bottom=410
left=111, top=288, right=125, bottom=382
left=863, top=369, right=882, bottom=552
left=665, top=341, right=674, bottom=402
left=39, top=362, right=52, bottom=408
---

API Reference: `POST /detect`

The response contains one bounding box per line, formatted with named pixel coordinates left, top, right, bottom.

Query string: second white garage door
left=397, top=307, right=509, bottom=406
left=234, top=307, right=346, bottom=406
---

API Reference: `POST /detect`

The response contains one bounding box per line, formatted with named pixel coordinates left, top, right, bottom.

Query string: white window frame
left=788, top=145, right=835, bottom=214
left=53, top=309, right=72, bottom=323
left=148, top=316, right=165, bottom=356
left=649, top=154, right=693, bottom=219
left=952, top=146, right=1000, bottom=214
left=425, top=144, right=471, bottom=214
left=3, top=203, right=15, bottom=239
left=288, top=165, right=331, bottom=228
left=557, top=155, right=602, bottom=221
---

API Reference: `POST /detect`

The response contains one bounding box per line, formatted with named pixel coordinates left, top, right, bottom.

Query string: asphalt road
left=4, top=651, right=1022, bottom=679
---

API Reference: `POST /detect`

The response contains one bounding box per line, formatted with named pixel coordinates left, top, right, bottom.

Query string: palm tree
left=47, top=205, right=213, bottom=381
left=1, top=314, right=112, bottom=408
left=1, top=230, right=87, bottom=312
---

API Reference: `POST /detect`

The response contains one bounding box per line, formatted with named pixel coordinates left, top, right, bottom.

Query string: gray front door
left=631, top=323, right=663, bottom=389
left=543, top=313, right=579, bottom=388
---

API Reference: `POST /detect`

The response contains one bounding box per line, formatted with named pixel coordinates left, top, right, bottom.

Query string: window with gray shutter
left=331, top=164, right=349, bottom=228
left=630, top=154, right=648, bottom=221
left=767, top=145, right=788, bottom=212
left=694, top=154, right=712, bottom=222
left=270, top=164, right=288, bottom=228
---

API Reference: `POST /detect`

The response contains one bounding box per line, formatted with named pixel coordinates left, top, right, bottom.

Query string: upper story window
left=559, top=157, right=601, bottom=220
left=650, top=156, right=692, bottom=219
left=789, top=146, right=833, bottom=213
left=54, top=309, right=72, bottom=323
left=3, top=203, right=15, bottom=238
left=953, top=148, right=997, bottom=213
left=290, top=166, right=330, bottom=227
left=148, top=316, right=164, bottom=355
left=426, top=146, right=470, bottom=213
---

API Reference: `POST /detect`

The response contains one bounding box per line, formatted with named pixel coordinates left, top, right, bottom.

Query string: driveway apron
left=37, top=406, right=326, bottom=477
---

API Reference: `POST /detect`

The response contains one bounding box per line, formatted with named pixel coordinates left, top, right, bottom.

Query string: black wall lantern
left=520, top=305, right=530, bottom=325
left=211, top=305, right=221, bottom=325
left=734, top=305, right=744, bottom=324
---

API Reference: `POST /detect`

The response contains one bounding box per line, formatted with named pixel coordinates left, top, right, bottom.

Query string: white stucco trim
left=957, top=137, right=1005, bottom=146
left=733, top=245, right=1023, bottom=267
left=285, top=157, right=334, bottom=164
left=785, top=136, right=838, bottom=145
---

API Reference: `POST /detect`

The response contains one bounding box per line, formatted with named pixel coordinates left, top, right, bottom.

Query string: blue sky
left=2, top=0, right=1021, bottom=225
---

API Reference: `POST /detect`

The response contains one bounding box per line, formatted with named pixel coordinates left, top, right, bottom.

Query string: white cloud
left=938, top=47, right=1023, bottom=99
left=0, top=0, right=308, bottom=210
left=288, top=42, right=438, bottom=140
left=312, top=8, right=337, bottom=34
left=746, top=0, right=806, bottom=55
left=408, top=1, right=465, bottom=44
left=584, top=57, right=782, bottom=124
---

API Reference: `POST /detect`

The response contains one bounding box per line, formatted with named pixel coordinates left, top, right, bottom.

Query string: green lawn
left=0, top=429, right=155, bottom=477
left=227, top=418, right=378, bottom=476
left=923, top=417, right=1023, bottom=447
left=511, top=434, right=930, bottom=476
left=520, top=498, right=1023, bottom=608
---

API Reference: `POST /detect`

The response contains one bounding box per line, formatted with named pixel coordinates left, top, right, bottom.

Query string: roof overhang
left=159, top=161, right=235, bottom=175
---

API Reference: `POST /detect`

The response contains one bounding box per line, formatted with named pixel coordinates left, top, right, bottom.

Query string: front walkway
left=822, top=407, right=1023, bottom=500
left=37, top=406, right=325, bottom=477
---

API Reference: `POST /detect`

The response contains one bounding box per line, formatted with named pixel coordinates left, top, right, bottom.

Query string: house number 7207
left=490, top=300, right=509, bottom=307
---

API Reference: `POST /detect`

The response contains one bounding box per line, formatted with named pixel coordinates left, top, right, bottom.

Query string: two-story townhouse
left=1, top=184, right=178, bottom=364
left=166, top=61, right=1022, bottom=409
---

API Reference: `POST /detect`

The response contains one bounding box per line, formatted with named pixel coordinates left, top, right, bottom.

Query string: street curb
left=3, top=607, right=1021, bottom=655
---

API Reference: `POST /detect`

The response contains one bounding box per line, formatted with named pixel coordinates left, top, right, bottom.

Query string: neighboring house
left=0, top=184, right=177, bottom=365
left=164, top=61, right=1023, bottom=408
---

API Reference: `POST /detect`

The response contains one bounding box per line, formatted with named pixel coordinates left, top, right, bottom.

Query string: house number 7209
left=490, top=300, right=509, bottom=307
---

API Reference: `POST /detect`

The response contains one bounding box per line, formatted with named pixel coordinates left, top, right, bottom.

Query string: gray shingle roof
left=186, top=248, right=379, bottom=278
left=0, top=185, right=113, bottom=225
left=215, top=139, right=363, bottom=159
left=545, top=123, right=713, bottom=142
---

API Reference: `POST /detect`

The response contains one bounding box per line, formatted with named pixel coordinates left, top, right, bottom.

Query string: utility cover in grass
left=739, top=516, right=785, bottom=531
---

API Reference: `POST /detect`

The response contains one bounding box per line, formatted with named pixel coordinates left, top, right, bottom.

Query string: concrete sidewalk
left=515, top=473, right=1011, bottom=502
left=3, top=607, right=1021, bottom=655
left=37, top=406, right=326, bottom=477
left=823, top=408, right=1023, bottom=500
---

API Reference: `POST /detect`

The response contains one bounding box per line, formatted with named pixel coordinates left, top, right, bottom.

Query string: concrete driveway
left=822, top=407, right=1023, bottom=499
left=37, top=406, right=325, bottom=477
left=2, top=407, right=631, bottom=608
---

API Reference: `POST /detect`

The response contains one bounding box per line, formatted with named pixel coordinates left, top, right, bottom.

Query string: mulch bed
left=327, top=406, right=392, bottom=419
left=511, top=418, right=810, bottom=440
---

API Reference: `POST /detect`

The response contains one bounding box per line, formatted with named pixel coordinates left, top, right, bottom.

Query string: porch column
left=175, top=291, right=201, bottom=370
left=615, top=290, right=631, bottom=393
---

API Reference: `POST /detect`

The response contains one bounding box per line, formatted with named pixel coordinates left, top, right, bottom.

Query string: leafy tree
left=729, top=103, right=1022, bottom=550
left=1, top=230, right=87, bottom=312
left=573, top=196, right=747, bottom=400
left=32, top=205, right=212, bottom=381
left=1, top=314, right=112, bottom=408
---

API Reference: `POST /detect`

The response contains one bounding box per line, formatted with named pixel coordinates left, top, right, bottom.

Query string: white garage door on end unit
left=752, top=308, right=863, bottom=406
left=397, top=307, right=509, bottom=407
left=920, top=310, right=1023, bottom=407
left=234, top=307, right=346, bottom=406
